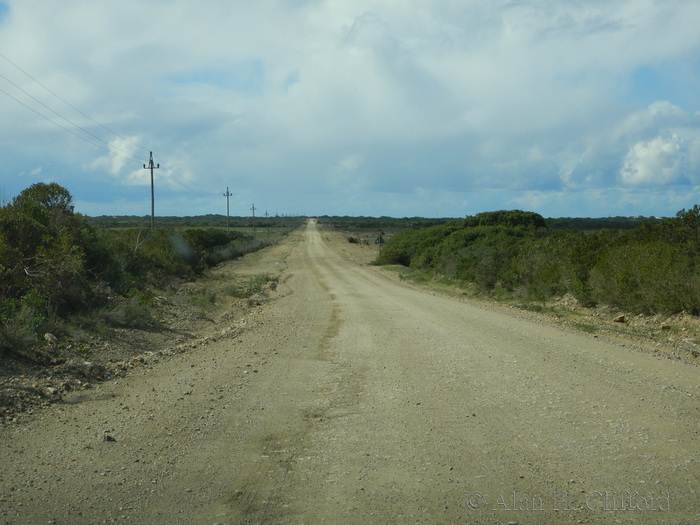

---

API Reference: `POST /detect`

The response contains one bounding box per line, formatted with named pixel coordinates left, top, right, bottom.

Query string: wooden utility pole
left=223, top=187, right=232, bottom=235
left=251, top=204, right=257, bottom=238
left=265, top=211, right=270, bottom=240
left=143, top=151, right=159, bottom=230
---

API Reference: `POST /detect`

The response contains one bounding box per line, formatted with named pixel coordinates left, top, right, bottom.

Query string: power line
left=153, top=170, right=211, bottom=199
left=0, top=53, right=219, bottom=203
left=157, top=163, right=216, bottom=198
left=151, top=153, right=215, bottom=197
left=144, top=152, right=160, bottom=230
left=1, top=55, right=223, bottom=198
left=0, top=71, right=144, bottom=164
left=224, top=187, right=232, bottom=234
left=0, top=52, right=151, bottom=156
left=0, top=84, right=140, bottom=163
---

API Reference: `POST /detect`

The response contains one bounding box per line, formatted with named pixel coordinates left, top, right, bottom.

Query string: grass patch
left=100, top=296, right=156, bottom=329
left=515, top=302, right=546, bottom=313
left=571, top=321, right=598, bottom=334
left=224, top=273, right=279, bottom=299
left=189, top=287, right=217, bottom=308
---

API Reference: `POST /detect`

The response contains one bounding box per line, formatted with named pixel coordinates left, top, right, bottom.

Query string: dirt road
left=1, top=220, right=698, bottom=524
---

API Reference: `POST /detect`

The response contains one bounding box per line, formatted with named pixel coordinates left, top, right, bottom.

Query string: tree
left=12, top=182, right=74, bottom=213
left=0, top=183, right=96, bottom=314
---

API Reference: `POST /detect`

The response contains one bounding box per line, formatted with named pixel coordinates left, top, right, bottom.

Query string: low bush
left=224, top=273, right=279, bottom=299
left=589, top=241, right=700, bottom=314
left=375, top=207, right=700, bottom=314
left=0, top=183, right=289, bottom=364
left=100, top=296, right=156, bottom=329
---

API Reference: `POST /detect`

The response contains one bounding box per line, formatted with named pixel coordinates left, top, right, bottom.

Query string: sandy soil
left=1, top=220, right=698, bottom=524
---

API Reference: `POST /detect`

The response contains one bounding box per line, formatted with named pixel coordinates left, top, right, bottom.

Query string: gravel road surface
left=1, top=220, right=698, bottom=524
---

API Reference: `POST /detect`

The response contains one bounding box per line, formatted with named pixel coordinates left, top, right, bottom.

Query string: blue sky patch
left=284, top=70, right=300, bottom=91
left=169, top=60, right=264, bottom=95
left=630, top=65, right=665, bottom=105
left=629, top=53, right=700, bottom=111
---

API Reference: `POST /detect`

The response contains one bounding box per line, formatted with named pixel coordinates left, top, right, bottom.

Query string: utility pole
left=143, top=151, right=159, bottom=230
left=223, top=187, right=232, bottom=235
left=250, top=204, right=257, bottom=238
left=265, top=211, right=270, bottom=240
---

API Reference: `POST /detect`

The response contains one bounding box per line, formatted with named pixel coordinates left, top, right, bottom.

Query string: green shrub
left=0, top=305, right=41, bottom=358
left=101, top=296, right=155, bottom=328
left=378, top=215, right=540, bottom=293
left=513, top=237, right=567, bottom=301
left=0, top=183, right=289, bottom=364
left=224, top=273, right=279, bottom=299
left=0, top=183, right=99, bottom=315
left=181, top=228, right=232, bottom=251
left=463, top=210, right=547, bottom=229
left=589, top=241, right=700, bottom=314
left=374, top=207, right=700, bottom=312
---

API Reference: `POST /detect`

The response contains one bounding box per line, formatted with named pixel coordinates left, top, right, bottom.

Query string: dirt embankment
left=1, top=222, right=699, bottom=525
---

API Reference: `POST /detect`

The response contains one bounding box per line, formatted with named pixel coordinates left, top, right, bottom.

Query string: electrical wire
left=154, top=169, right=214, bottom=199
left=151, top=152, right=215, bottom=195
left=0, top=84, right=139, bottom=163
left=0, top=71, right=145, bottom=164
left=0, top=52, right=151, bottom=157
left=0, top=52, right=218, bottom=200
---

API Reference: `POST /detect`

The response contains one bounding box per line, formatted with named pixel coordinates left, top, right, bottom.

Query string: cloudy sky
left=1, top=1, right=700, bottom=219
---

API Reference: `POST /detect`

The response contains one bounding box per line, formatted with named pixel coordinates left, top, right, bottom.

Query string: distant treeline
left=375, top=209, right=700, bottom=315
left=545, top=216, right=662, bottom=231
left=319, top=214, right=659, bottom=232
left=319, top=216, right=452, bottom=231
left=0, top=183, right=292, bottom=362
left=88, top=214, right=305, bottom=229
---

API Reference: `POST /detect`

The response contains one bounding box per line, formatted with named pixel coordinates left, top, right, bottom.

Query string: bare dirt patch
left=324, top=224, right=700, bottom=368
left=1, top=223, right=698, bottom=524
left=0, top=239, right=291, bottom=426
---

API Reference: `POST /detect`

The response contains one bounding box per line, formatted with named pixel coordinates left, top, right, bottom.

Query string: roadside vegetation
left=88, top=213, right=302, bottom=230
left=4, top=184, right=698, bottom=366
left=372, top=208, right=700, bottom=316
left=0, top=182, right=296, bottom=365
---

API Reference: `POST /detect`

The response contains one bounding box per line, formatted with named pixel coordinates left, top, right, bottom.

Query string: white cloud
left=337, top=153, right=365, bottom=173
left=557, top=101, right=700, bottom=191
left=87, top=136, right=143, bottom=177
left=614, top=101, right=687, bottom=141
left=123, top=167, right=151, bottom=187
left=621, top=135, right=683, bottom=186
left=1, top=0, right=700, bottom=217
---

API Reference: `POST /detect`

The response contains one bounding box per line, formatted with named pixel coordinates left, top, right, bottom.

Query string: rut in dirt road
left=1, top=220, right=698, bottom=525
left=203, top=220, right=698, bottom=524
